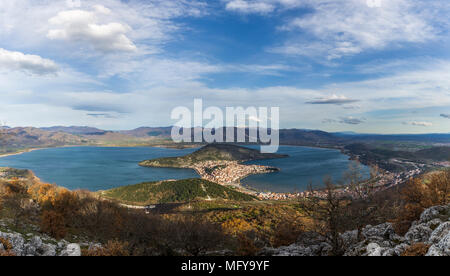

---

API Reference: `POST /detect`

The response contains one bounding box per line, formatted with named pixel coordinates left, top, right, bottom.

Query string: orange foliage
left=221, top=218, right=253, bottom=236
left=0, top=237, right=15, bottom=256
left=394, top=170, right=450, bottom=235
left=40, top=210, right=67, bottom=239
left=401, top=243, right=431, bottom=256
left=82, top=240, right=130, bottom=256
left=0, top=237, right=12, bottom=251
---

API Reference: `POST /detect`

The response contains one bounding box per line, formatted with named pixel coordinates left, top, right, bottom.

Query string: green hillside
left=102, top=178, right=257, bottom=205
left=139, top=143, right=287, bottom=168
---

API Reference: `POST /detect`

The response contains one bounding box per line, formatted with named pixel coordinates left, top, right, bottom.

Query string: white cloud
left=404, top=121, right=433, bottom=127
left=225, top=0, right=275, bottom=14
left=306, top=94, right=359, bottom=105
left=224, top=0, right=303, bottom=14
left=47, top=8, right=137, bottom=53
left=268, top=0, right=449, bottom=59
left=0, top=48, right=59, bottom=75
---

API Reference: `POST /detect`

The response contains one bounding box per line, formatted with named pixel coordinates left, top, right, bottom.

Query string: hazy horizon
left=3, top=124, right=450, bottom=135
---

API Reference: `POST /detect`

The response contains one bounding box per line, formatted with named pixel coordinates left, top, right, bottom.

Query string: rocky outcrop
left=0, top=231, right=81, bottom=256
left=262, top=204, right=450, bottom=256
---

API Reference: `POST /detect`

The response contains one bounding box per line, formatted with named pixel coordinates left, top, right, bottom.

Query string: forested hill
left=139, top=143, right=287, bottom=168
left=101, top=178, right=257, bottom=205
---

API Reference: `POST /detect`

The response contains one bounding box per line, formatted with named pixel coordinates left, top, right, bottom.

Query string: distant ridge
left=40, top=126, right=108, bottom=135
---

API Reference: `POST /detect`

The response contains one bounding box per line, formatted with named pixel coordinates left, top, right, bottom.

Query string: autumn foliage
left=0, top=237, right=15, bottom=256
left=401, top=243, right=431, bottom=256
left=82, top=240, right=131, bottom=256
left=394, top=170, right=450, bottom=235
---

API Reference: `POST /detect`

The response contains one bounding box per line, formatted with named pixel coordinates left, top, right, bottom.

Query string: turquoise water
left=0, top=147, right=199, bottom=191
left=242, top=146, right=370, bottom=193
left=0, top=146, right=369, bottom=193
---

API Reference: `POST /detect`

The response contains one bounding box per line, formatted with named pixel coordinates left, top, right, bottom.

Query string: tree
left=394, top=169, right=450, bottom=235
left=169, top=216, right=227, bottom=256
left=40, top=210, right=67, bottom=239
left=299, top=179, right=350, bottom=256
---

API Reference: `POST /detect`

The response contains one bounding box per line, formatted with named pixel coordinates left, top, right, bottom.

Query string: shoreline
left=0, top=147, right=48, bottom=158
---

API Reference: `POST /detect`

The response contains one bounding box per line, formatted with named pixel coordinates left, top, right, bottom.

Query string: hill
left=40, top=126, right=108, bottom=135
left=0, top=127, right=88, bottom=155
left=119, top=127, right=173, bottom=138
left=415, top=147, right=450, bottom=161
left=101, top=178, right=257, bottom=205
left=344, top=143, right=450, bottom=171
left=139, top=143, right=287, bottom=168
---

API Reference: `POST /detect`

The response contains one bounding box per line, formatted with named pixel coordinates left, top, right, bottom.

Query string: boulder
left=362, top=223, right=396, bottom=241
left=405, top=225, right=433, bottom=244
left=366, top=243, right=385, bottom=256
left=0, top=232, right=25, bottom=256
left=419, top=205, right=449, bottom=224
left=426, top=232, right=450, bottom=256
left=428, top=221, right=450, bottom=244
left=60, top=243, right=81, bottom=256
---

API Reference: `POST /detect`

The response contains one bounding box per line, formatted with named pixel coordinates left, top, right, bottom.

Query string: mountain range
left=1, top=125, right=449, bottom=158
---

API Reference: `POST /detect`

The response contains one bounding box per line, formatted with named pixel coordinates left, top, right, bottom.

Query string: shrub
left=394, top=171, right=450, bottom=235
left=0, top=250, right=16, bottom=256
left=236, top=232, right=260, bottom=256
left=221, top=218, right=253, bottom=236
left=40, top=210, right=67, bottom=239
left=0, top=237, right=13, bottom=251
left=401, top=243, right=431, bottom=256
left=272, top=221, right=304, bottom=247
left=0, top=237, right=15, bottom=257
left=82, top=240, right=130, bottom=256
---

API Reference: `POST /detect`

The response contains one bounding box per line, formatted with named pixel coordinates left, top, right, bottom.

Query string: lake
left=0, top=147, right=198, bottom=191
left=242, top=145, right=370, bottom=193
left=0, top=146, right=369, bottom=192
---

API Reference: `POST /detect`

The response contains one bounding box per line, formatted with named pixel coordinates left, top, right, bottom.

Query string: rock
left=40, top=243, right=57, bottom=256
left=261, top=205, right=449, bottom=257
left=366, top=243, right=384, bottom=256
left=419, top=205, right=449, bottom=224
left=362, top=223, right=396, bottom=241
left=297, top=231, right=327, bottom=246
left=427, top=219, right=443, bottom=230
left=340, top=230, right=359, bottom=248
left=429, top=221, right=450, bottom=244
left=60, top=243, right=81, bottom=256
left=426, top=232, right=450, bottom=256
left=0, top=232, right=25, bottom=256
left=405, top=225, right=432, bottom=244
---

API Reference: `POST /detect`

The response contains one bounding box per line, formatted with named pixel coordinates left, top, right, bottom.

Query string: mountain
left=119, top=127, right=173, bottom=138
left=338, top=133, right=450, bottom=143
left=279, top=129, right=344, bottom=147
left=40, top=126, right=108, bottom=135
left=415, top=147, right=450, bottom=161
left=0, top=127, right=87, bottom=154
left=343, top=143, right=450, bottom=171
left=139, top=143, right=288, bottom=168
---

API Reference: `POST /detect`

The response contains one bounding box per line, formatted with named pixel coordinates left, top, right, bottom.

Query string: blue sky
left=0, top=0, right=450, bottom=133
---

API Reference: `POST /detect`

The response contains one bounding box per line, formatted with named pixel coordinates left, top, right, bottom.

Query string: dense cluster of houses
left=191, top=161, right=276, bottom=185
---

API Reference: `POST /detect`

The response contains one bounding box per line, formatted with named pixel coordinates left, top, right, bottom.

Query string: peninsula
left=139, top=144, right=287, bottom=185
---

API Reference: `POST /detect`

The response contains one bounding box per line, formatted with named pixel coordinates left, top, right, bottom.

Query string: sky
left=0, top=0, right=450, bottom=134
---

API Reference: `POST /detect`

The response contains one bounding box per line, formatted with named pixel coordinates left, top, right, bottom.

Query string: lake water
left=241, top=146, right=370, bottom=193
left=0, top=147, right=198, bottom=191
left=0, top=146, right=369, bottom=192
